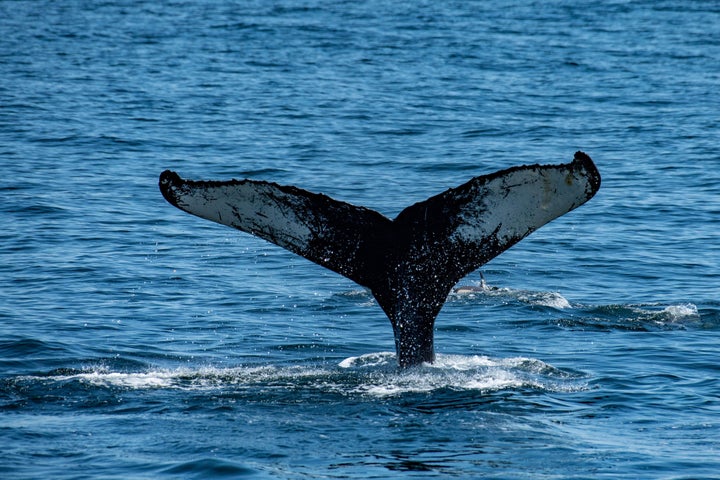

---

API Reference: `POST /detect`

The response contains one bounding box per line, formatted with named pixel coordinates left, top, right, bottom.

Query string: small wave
left=0, top=338, right=68, bottom=357
left=517, top=292, right=572, bottom=309
left=162, top=458, right=256, bottom=477
left=338, top=351, right=396, bottom=369
left=51, top=369, right=180, bottom=389
left=659, top=303, right=699, bottom=321
left=560, top=302, right=701, bottom=331
left=14, top=364, right=330, bottom=391
left=330, top=288, right=376, bottom=307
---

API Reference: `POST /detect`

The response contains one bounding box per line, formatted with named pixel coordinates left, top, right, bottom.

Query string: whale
left=159, top=151, right=600, bottom=367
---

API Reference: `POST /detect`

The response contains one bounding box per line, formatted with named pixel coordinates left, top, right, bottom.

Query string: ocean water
left=1, top=0, right=719, bottom=478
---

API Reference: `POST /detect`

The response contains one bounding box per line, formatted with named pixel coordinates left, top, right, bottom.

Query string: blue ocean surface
left=1, top=1, right=719, bottom=478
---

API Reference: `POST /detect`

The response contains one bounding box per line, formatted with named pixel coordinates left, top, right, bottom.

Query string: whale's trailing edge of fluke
left=159, top=151, right=600, bottom=367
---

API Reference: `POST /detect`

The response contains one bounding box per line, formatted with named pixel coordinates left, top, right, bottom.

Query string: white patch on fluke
left=452, top=167, right=590, bottom=245
left=178, top=182, right=313, bottom=251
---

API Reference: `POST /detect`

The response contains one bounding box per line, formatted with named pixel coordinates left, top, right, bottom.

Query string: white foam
left=53, top=369, right=177, bottom=388
left=44, top=364, right=332, bottom=390
left=338, top=351, right=395, bottom=369
left=661, top=303, right=698, bottom=320
left=518, top=291, right=572, bottom=309
left=339, top=353, right=582, bottom=397
left=626, top=302, right=701, bottom=326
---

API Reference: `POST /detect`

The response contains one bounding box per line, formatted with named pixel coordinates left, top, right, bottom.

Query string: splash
left=339, top=352, right=584, bottom=397
left=14, top=353, right=586, bottom=399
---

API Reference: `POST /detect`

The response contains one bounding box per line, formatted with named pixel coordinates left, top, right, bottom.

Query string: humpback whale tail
left=159, top=151, right=600, bottom=367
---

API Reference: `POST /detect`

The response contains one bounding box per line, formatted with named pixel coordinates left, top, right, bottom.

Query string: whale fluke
left=159, top=151, right=600, bottom=367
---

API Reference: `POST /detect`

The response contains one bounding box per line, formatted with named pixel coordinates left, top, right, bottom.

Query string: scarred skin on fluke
left=159, top=151, right=600, bottom=367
